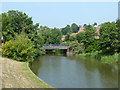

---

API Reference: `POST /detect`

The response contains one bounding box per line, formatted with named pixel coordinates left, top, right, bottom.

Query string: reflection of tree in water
left=75, top=56, right=118, bottom=87
left=31, top=56, right=118, bottom=88
left=30, top=56, right=43, bottom=75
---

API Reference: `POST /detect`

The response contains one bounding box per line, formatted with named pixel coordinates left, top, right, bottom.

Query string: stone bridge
left=42, top=44, right=72, bottom=55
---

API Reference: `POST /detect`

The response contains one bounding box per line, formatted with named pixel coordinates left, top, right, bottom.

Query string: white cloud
left=1, top=0, right=120, bottom=2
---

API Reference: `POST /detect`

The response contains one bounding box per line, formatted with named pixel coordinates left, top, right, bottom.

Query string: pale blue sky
left=2, top=2, right=118, bottom=28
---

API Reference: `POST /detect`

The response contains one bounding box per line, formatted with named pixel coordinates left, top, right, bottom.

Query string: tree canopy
left=71, top=23, right=79, bottom=33
left=2, top=10, right=39, bottom=43
left=61, top=25, right=72, bottom=35
left=100, top=22, right=119, bottom=54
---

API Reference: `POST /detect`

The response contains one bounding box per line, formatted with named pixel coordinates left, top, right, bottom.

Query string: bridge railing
left=43, top=44, right=69, bottom=47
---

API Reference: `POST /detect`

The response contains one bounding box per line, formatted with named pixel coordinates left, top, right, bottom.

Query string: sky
left=1, top=2, right=118, bottom=28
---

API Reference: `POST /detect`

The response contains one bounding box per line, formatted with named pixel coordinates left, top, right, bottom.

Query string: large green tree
left=51, top=28, right=62, bottom=44
left=69, top=41, right=85, bottom=55
left=71, top=23, right=79, bottom=33
left=65, top=33, right=70, bottom=41
left=99, top=22, right=119, bottom=54
left=76, top=24, right=96, bottom=52
left=39, top=27, right=62, bottom=44
left=61, top=25, right=72, bottom=35
left=2, top=10, right=39, bottom=43
left=116, top=19, right=120, bottom=52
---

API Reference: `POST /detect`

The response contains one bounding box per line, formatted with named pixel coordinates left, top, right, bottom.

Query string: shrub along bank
left=77, top=52, right=120, bottom=64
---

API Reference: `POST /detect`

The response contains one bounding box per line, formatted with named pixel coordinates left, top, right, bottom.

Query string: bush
left=86, top=40, right=100, bottom=53
left=70, top=41, right=85, bottom=55
left=34, top=48, right=46, bottom=56
left=101, top=53, right=120, bottom=63
left=2, top=33, right=35, bottom=62
left=79, top=51, right=120, bottom=63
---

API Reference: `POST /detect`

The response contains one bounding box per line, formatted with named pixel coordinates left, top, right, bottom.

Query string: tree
left=83, top=24, right=87, bottom=28
left=51, top=28, right=62, bottom=44
left=39, top=27, right=62, bottom=44
left=71, top=23, right=79, bottom=33
left=76, top=24, right=96, bottom=52
left=40, top=28, right=52, bottom=44
left=69, top=36, right=76, bottom=41
left=2, top=10, right=39, bottom=43
left=65, top=33, right=70, bottom=41
left=93, top=22, right=97, bottom=26
left=86, top=39, right=100, bottom=52
left=69, top=41, right=85, bottom=55
left=76, top=32, right=86, bottom=43
left=116, top=19, right=120, bottom=52
left=61, top=25, right=72, bottom=35
left=39, top=26, right=50, bottom=31
left=99, top=22, right=119, bottom=55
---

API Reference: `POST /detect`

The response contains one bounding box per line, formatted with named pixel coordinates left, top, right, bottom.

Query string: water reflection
left=30, top=55, right=118, bottom=88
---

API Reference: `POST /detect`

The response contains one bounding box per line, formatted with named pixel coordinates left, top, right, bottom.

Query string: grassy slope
left=1, top=57, right=53, bottom=88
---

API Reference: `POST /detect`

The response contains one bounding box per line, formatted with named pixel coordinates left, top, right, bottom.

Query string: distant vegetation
left=1, top=10, right=62, bottom=61
left=1, top=10, right=120, bottom=63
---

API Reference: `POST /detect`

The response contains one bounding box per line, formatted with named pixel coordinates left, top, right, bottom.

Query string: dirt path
left=1, top=57, right=52, bottom=88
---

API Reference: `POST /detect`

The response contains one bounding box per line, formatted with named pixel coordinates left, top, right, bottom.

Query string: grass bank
left=1, top=57, right=53, bottom=88
left=77, top=52, right=120, bottom=64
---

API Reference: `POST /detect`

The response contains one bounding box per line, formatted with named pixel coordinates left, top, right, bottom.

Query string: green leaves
left=70, top=41, right=85, bottom=55
left=99, top=21, right=119, bottom=54
left=2, top=33, right=35, bottom=62
left=71, top=23, right=79, bottom=33
left=2, top=10, right=39, bottom=43
left=39, top=27, right=62, bottom=44
left=61, top=25, right=72, bottom=35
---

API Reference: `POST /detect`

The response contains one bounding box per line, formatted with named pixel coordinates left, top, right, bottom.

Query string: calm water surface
left=30, top=55, right=118, bottom=88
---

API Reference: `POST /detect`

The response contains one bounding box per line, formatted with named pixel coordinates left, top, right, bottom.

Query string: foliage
left=99, top=22, right=119, bottom=55
left=65, top=33, right=70, bottom=41
left=93, top=22, right=97, bottom=26
left=2, top=10, right=39, bottom=43
left=2, top=33, right=35, bottom=61
left=51, top=28, right=62, bottom=44
left=69, top=41, right=85, bottom=55
left=86, top=39, right=100, bottom=53
left=71, top=23, right=79, bottom=33
left=69, top=36, right=76, bottom=41
left=39, top=27, right=51, bottom=44
left=76, top=32, right=86, bottom=43
left=61, top=25, right=72, bottom=35
left=115, top=19, right=120, bottom=53
left=83, top=24, right=87, bottom=28
left=39, top=27, right=62, bottom=44
left=76, top=25, right=96, bottom=52
left=61, top=41, right=71, bottom=45
left=101, top=53, right=120, bottom=64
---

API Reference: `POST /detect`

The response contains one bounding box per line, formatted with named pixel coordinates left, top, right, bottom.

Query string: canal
left=30, top=55, right=118, bottom=88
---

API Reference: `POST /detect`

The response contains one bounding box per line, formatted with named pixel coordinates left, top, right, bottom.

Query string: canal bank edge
left=27, top=61, right=54, bottom=88
left=1, top=57, right=53, bottom=88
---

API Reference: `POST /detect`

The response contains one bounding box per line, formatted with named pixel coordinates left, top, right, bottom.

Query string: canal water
left=30, top=55, right=118, bottom=88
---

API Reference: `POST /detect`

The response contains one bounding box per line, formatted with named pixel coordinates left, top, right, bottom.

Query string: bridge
left=42, top=44, right=72, bottom=55
left=42, top=44, right=69, bottom=49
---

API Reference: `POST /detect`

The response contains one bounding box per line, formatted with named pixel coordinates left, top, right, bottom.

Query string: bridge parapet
left=42, top=44, right=69, bottom=49
left=43, top=44, right=69, bottom=47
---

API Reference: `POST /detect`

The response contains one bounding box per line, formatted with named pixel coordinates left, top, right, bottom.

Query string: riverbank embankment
left=1, top=57, right=52, bottom=88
